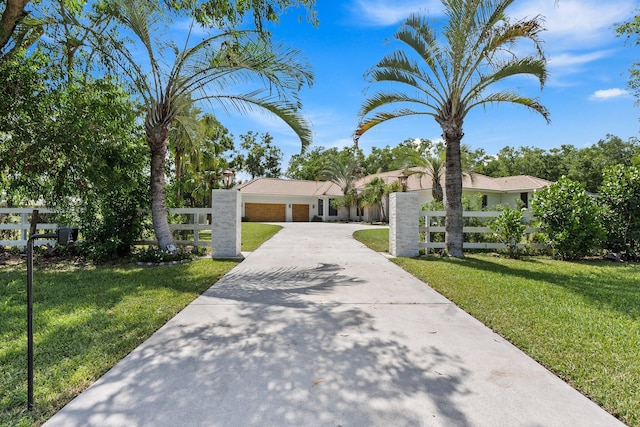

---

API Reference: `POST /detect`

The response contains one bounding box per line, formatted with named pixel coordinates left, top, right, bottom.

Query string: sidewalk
left=44, top=223, right=624, bottom=426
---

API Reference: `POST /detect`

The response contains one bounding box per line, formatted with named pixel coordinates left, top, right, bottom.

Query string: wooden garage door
left=245, top=203, right=286, bottom=222
left=292, top=204, right=309, bottom=222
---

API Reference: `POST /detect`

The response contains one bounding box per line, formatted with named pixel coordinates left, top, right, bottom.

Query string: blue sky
left=213, top=0, right=640, bottom=166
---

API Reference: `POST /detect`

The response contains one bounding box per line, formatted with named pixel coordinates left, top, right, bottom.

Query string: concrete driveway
left=44, top=223, right=624, bottom=426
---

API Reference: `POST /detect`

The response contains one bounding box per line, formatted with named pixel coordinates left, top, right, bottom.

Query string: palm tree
left=358, top=1, right=549, bottom=257
left=82, top=0, right=312, bottom=249
left=401, top=142, right=476, bottom=204
left=361, top=176, right=400, bottom=222
left=321, top=156, right=365, bottom=221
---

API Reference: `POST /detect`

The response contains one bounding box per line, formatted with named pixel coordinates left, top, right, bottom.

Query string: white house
left=235, top=168, right=553, bottom=222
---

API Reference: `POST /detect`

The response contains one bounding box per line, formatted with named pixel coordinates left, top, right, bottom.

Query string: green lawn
left=0, top=223, right=280, bottom=426
left=354, top=228, right=640, bottom=426
left=241, top=223, right=282, bottom=251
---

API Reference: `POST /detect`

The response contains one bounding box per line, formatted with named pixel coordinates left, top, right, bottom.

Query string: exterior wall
left=211, top=190, right=241, bottom=258
left=389, top=192, right=419, bottom=257
left=415, top=189, right=526, bottom=210
left=241, top=194, right=349, bottom=222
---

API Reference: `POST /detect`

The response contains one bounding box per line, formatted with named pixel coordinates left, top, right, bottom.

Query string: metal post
left=26, top=236, right=34, bottom=412
left=26, top=231, right=57, bottom=412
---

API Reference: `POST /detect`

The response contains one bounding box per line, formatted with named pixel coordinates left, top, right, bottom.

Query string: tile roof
left=236, top=170, right=552, bottom=197
left=235, top=178, right=344, bottom=197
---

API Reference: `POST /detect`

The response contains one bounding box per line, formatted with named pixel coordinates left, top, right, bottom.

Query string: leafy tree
left=287, top=146, right=366, bottom=180
left=79, top=0, right=313, bottom=249
left=0, top=0, right=40, bottom=61
left=568, top=135, right=640, bottom=192
left=0, top=52, right=148, bottom=258
left=531, top=177, right=604, bottom=260
left=286, top=146, right=330, bottom=180
left=359, top=4, right=549, bottom=258
left=361, top=138, right=431, bottom=174
left=616, top=12, right=640, bottom=104
left=599, top=165, right=640, bottom=260
left=236, top=131, right=283, bottom=179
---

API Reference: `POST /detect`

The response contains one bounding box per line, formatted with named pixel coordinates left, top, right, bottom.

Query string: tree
left=616, top=12, right=640, bottom=104
left=358, top=3, right=549, bottom=257
left=286, top=146, right=330, bottom=180
left=0, top=51, right=148, bottom=258
left=168, top=110, right=235, bottom=205
left=81, top=0, right=313, bottom=249
left=599, top=165, right=640, bottom=260
left=0, top=0, right=37, bottom=61
left=236, top=131, right=283, bottom=179
left=320, top=153, right=365, bottom=221
left=360, top=176, right=399, bottom=222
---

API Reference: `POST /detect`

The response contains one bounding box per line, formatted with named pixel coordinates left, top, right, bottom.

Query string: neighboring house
left=236, top=168, right=553, bottom=222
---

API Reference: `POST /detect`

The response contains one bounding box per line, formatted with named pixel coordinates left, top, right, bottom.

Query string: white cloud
left=348, top=0, right=444, bottom=27
left=548, top=50, right=614, bottom=68
left=590, top=88, right=629, bottom=100
left=511, top=0, right=634, bottom=50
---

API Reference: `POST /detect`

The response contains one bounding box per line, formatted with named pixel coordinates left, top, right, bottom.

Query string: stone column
left=211, top=189, right=242, bottom=258
left=389, top=192, right=419, bottom=257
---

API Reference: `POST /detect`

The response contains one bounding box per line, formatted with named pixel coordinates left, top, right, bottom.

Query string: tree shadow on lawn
left=0, top=261, right=237, bottom=423
left=42, top=262, right=474, bottom=427
left=442, top=256, right=640, bottom=319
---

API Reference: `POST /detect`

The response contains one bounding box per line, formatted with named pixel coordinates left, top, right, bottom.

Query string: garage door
left=244, top=203, right=286, bottom=222
left=292, top=204, right=309, bottom=222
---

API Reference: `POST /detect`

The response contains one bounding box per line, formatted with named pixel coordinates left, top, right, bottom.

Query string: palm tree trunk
left=148, top=124, right=176, bottom=250
left=444, top=127, right=464, bottom=258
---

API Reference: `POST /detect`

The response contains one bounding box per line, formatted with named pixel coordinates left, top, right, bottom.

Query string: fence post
left=211, top=189, right=242, bottom=258
left=389, top=192, right=419, bottom=257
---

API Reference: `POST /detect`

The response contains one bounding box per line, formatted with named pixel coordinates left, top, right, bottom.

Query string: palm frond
left=206, top=92, right=312, bottom=152
left=467, top=89, right=550, bottom=123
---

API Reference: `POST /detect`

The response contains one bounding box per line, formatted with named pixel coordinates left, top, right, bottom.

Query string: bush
left=133, top=246, right=197, bottom=263
left=599, top=165, right=640, bottom=260
left=532, top=177, right=604, bottom=260
left=490, top=206, right=527, bottom=258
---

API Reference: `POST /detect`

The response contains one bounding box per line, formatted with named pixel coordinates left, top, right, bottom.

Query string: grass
left=354, top=229, right=640, bottom=426
left=241, top=223, right=282, bottom=251
left=194, top=222, right=281, bottom=252
left=0, top=223, right=280, bottom=426
left=353, top=228, right=389, bottom=252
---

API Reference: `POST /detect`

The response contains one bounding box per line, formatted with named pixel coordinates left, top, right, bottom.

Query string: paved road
left=44, top=223, right=624, bottom=427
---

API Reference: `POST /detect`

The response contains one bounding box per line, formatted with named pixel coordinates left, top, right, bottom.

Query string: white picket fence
left=420, top=210, right=544, bottom=253
left=0, top=207, right=213, bottom=249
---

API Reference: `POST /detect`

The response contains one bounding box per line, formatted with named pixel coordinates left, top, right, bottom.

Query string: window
left=328, top=199, right=338, bottom=216
left=318, top=199, right=324, bottom=216
left=520, top=192, right=529, bottom=208
left=481, top=195, right=488, bottom=208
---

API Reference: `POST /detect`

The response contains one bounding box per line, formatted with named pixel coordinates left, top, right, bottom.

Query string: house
left=235, top=168, right=553, bottom=222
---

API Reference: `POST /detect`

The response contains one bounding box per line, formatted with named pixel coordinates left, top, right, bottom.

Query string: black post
left=26, top=232, right=57, bottom=412
left=26, top=236, right=34, bottom=412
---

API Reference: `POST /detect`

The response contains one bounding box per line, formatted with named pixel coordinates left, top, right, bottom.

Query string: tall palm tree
left=82, top=0, right=312, bottom=249
left=358, top=1, right=549, bottom=257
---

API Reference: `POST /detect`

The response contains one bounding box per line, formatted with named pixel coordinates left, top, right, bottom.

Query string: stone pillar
left=211, top=189, right=242, bottom=258
left=389, top=192, right=419, bottom=257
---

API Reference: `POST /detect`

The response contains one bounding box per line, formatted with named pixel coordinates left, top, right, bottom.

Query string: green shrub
left=599, top=165, right=640, bottom=260
left=532, top=177, right=604, bottom=260
left=133, top=246, right=196, bottom=263
left=490, top=206, right=527, bottom=258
